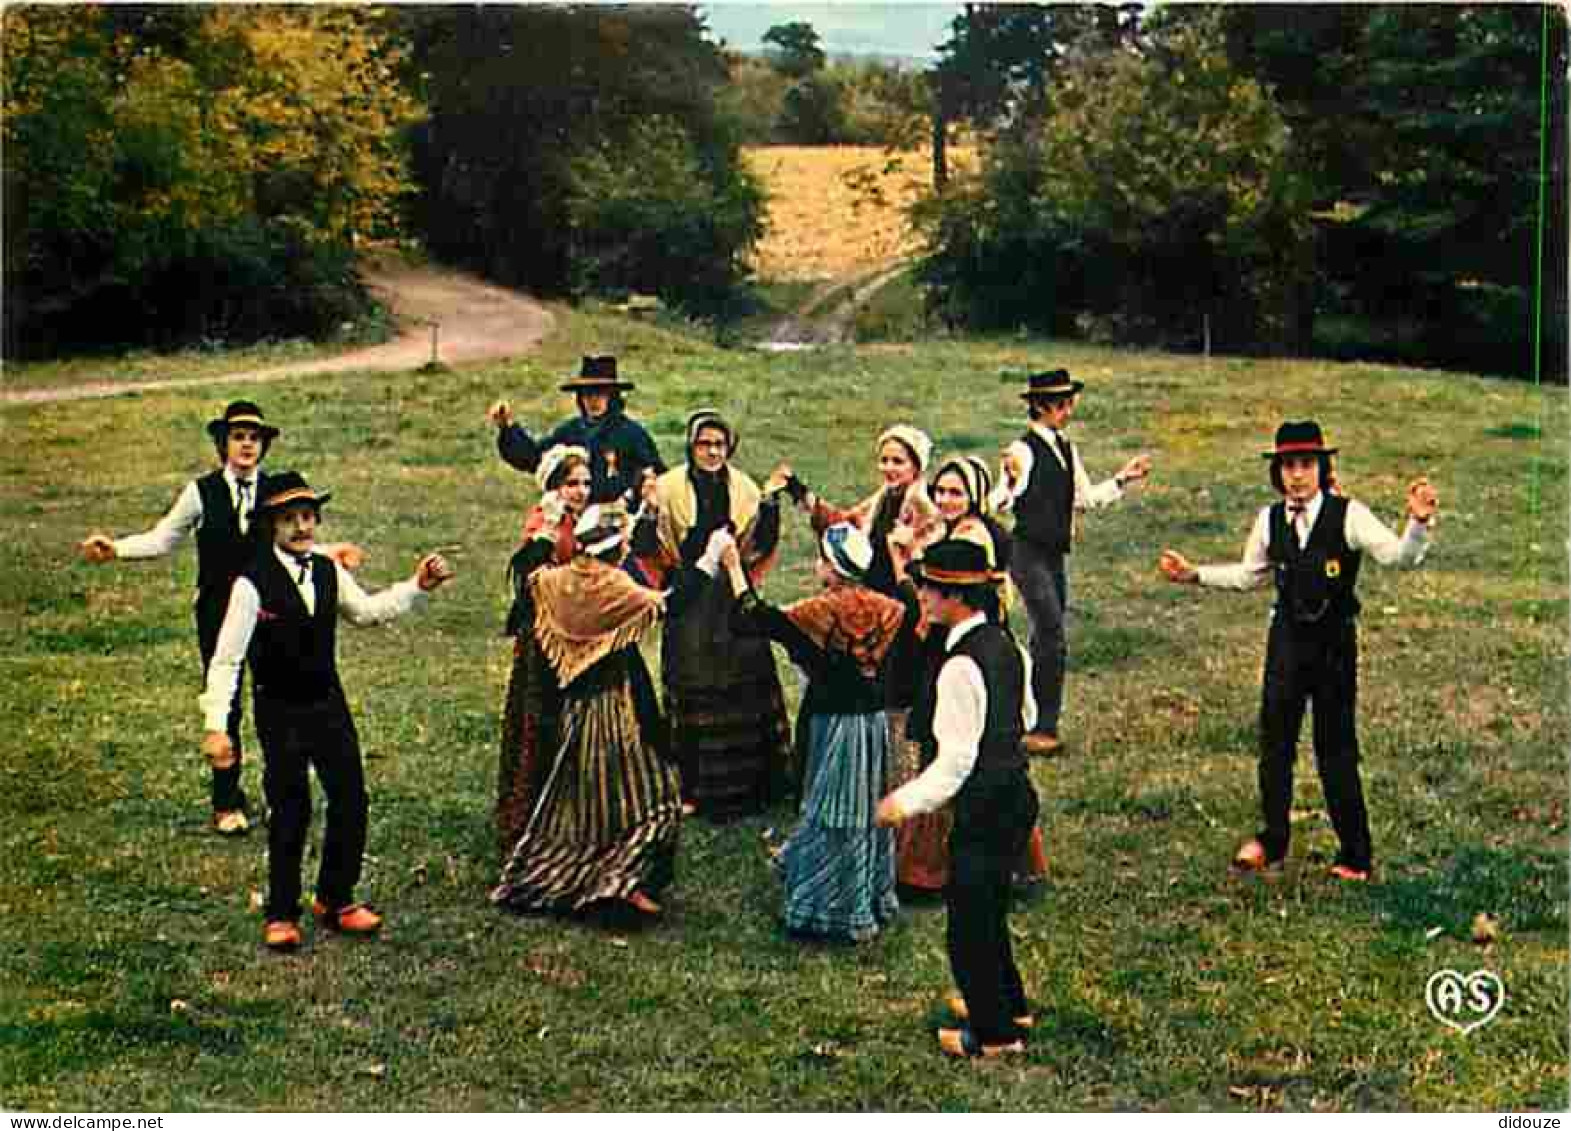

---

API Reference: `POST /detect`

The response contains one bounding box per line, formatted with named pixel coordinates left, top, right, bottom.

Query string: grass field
left=2, top=311, right=1567, bottom=1110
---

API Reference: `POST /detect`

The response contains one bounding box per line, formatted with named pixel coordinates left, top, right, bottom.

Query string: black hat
left=560, top=355, right=635, bottom=393
left=1019, top=368, right=1084, bottom=402
left=254, top=470, right=330, bottom=515
left=206, top=400, right=280, bottom=443
left=1261, top=420, right=1338, bottom=459
left=908, top=537, right=1003, bottom=588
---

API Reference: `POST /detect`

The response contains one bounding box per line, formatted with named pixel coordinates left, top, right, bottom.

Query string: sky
left=698, top=3, right=964, bottom=62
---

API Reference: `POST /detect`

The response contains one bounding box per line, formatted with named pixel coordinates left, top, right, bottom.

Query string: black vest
left=244, top=550, right=341, bottom=703
left=1011, top=430, right=1074, bottom=554
left=1268, top=495, right=1362, bottom=630
left=195, top=470, right=267, bottom=594
left=947, top=620, right=1027, bottom=775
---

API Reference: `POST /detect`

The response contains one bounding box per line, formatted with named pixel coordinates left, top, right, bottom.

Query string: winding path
left=2, top=256, right=555, bottom=406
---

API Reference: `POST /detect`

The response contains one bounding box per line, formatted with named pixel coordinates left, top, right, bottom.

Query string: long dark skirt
left=664, top=579, right=793, bottom=821
left=491, top=650, right=683, bottom=913
left=495, top=635, right=560, bottom=861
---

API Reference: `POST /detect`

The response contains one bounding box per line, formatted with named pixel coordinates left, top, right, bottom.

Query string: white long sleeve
left=1197, top=496, right=1431, bottom=591
left=890, top=617, right=1037, bottom=817
left=990, top=425, right=1125, bottom=515
left=198, top=558, right=427, bottom=731
left=113, top=481, right=203, bottom=559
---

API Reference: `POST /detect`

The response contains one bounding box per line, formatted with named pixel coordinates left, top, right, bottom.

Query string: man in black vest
left=1159, top=421, right=1438, bottom=880
left=80, top=401, right=283, bottom=835
left=995, top=369, right=1152, bottom=757
left=876, top=538, right=1039, bottom=1059
left=487, top=355, right=665, bottom=507
left=199, top=473, right=454, bottom=951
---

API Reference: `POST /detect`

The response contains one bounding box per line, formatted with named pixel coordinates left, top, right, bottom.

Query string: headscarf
left=820, top=522, right=874, bottom=583
left=783, top=586, right=907, bottom=680
left=931, top=454, right=994, bottom=519
left=876, top=424, right=932, bottom=476
left=535, top=444, right=590, bottom=493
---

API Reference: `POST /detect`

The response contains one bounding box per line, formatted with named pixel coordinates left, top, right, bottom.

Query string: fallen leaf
left=1471, top=912, right=1500, bottom=945
left=1424, top=926, right=1445, bottom=941
left=359, top=1062, right=387, bottom=1080
left=170, top=999, right=190, bottom=1015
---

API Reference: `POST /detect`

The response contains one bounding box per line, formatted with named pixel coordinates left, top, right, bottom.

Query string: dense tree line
left=4, top=3, right=1564, bottom=380
left=918, top=3, right=1568, bottom=380
left=3, top=5, right=420, bottom=357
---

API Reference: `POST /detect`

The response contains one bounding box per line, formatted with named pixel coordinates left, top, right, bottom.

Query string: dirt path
left=1, top=256, right=555, bottom=406
left=759, top=259, right=912, bottom=348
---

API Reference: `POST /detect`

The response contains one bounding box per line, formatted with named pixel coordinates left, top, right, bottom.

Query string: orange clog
left=312, top=899, right=383, bottom=934
left=263, top=920, right=302, bottom=951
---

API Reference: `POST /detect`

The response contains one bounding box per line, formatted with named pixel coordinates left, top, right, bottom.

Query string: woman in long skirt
left=492, top=504, right=729, bottom=918
left=495, top=445, right=590, bottom=860
left=633, top=409, right=793, bottom=821
left=897, top=455, right=1049, bottom=892
left=727, top=523, right=917, bottom=941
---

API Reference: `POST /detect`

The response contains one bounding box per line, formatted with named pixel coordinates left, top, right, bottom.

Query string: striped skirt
left=491, top=653, right=682, bottom=913
left=779, top=711, right=899, bottom=941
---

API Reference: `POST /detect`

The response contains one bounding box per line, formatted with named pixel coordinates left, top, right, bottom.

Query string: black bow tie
left=291, top=553, right=312, bottom=583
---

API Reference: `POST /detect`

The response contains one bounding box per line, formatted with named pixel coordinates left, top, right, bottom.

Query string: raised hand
left=1407, top=477, right=1439, bottom=524
left=1158, top=549, right=1198, bottom=585
left=762, top=462, right=793, bottom=497
left=1119, top=453, right=1153, bottom=486
left=487, top=399, right=514, bottom=428
left=79, top=534, right=117, bottom=564
left=415, top=553, right=456, bottom=592
left=325, top=542, right=366, bottom=572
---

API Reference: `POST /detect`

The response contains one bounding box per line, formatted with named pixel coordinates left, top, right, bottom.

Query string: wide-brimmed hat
left=1019, top=368, right=1084, bottom=402
left=560, top=355, right=635, bottom=394
left=908, top=537, right=1003, bottom=588
left=206, top=400, right=280, bottom=443
left=254, top=470, right=330, bottom=515
left=1261, top=420, right=1338, bottom=459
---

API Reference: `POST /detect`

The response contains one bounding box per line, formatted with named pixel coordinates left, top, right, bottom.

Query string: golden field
left=744, top=145, right=973, bottom=282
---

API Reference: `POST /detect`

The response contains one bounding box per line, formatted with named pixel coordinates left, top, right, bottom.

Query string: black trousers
left=1257, top=617, right=1371, bottom=871
left=946, top=765, right=1040, bottom=1045
left=255, top=689, right=368, bottom=921
left=196, top=588, right=247, bottom=813
left=1009, top=540, right=1068, bottom=736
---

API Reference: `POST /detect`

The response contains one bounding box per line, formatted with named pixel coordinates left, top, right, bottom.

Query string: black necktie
left=1287, top=503, right=1307, bottom=544
left=236, top=479, right=253, bottom=531
left=292, top=553, right=311, bottom=586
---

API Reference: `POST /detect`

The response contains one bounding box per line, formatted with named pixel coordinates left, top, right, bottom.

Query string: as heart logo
left=1425, top=969, right=1505, bottom=1034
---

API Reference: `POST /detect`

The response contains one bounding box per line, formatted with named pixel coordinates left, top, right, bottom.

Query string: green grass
left=2, top=314, right=1567, bottom=1110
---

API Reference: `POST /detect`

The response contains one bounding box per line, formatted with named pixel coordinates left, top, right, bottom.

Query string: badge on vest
left=605, top=450, right=619, bottom=477
left=1325, top=559, right=1342, bottom=579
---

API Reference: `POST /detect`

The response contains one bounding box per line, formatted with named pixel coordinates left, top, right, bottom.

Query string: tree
left=917, top=9, right=1312, bottom=350
left=2, top=4, right=422, bottom=354
left=400, top=5, right=763, bottom=313
left=762, top=21, right=824, bottom=78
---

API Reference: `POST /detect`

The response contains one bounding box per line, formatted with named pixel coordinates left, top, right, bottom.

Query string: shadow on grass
left=1375, top=846, right=1568, bottom=935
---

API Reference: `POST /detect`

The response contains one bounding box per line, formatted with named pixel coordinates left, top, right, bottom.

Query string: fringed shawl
left=783, top=586, right=907, bottom=680
left=530, top=557, right=664, bottom=686
left=650, top=461, right=775, bottom=584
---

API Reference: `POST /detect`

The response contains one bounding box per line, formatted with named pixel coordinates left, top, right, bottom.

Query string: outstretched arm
left=85, top=480, right=203, bottom=561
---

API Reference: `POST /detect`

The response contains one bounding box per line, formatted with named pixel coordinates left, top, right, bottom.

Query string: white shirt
left=889, top=612, right=1038, bottom=817
left=113, top=467, right=261, bottom=558
left=1195, top=491, right=1431, bottom=591
left=989, top=422, right=1124, bottom=515
left=199, top=548, right=427, bottom=731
